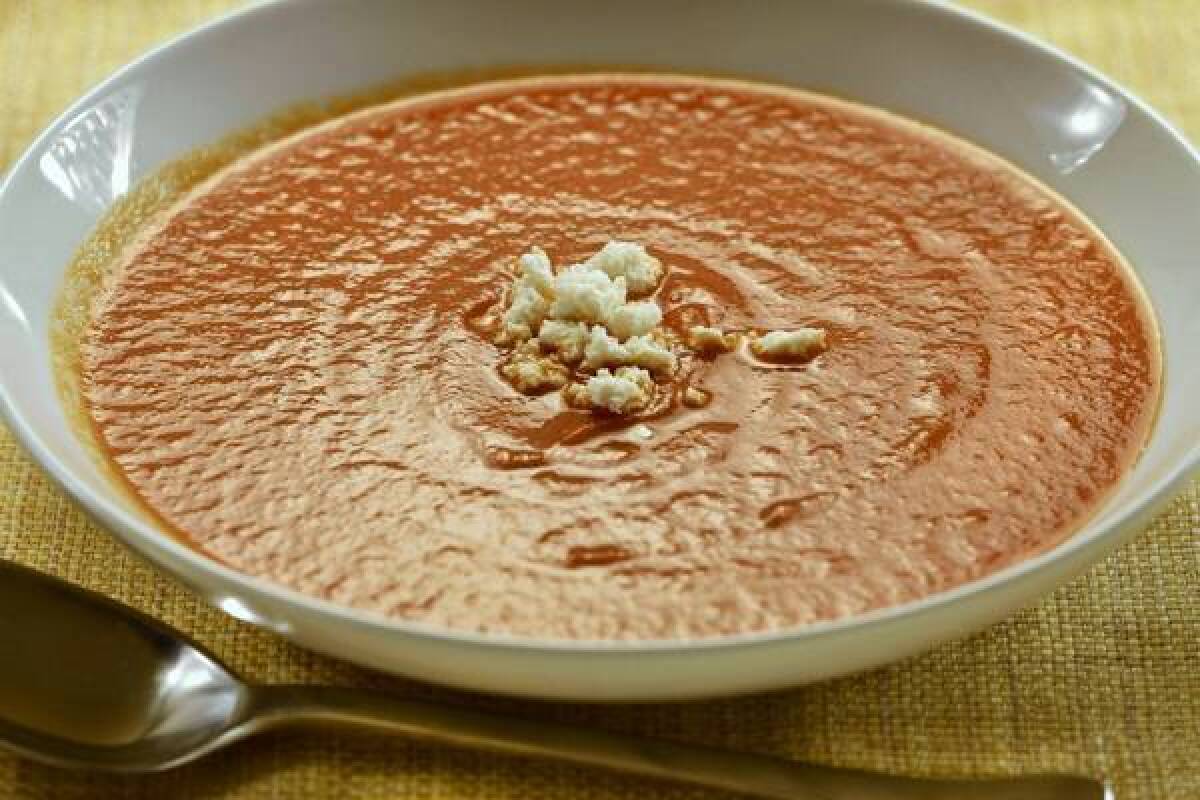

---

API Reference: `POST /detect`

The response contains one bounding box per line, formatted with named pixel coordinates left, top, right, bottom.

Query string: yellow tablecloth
left=1, top=2, right=1196, bottom=798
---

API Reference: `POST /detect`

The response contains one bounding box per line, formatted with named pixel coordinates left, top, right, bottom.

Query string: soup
left=74, top=74, right=1160, bottom=639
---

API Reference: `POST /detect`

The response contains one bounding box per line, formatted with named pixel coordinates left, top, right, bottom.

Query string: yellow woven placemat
left=1, top=1, right=1197, bottom=798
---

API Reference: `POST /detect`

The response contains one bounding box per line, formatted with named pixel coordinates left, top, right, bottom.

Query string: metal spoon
left=0, top=559, right=1107, bottom=799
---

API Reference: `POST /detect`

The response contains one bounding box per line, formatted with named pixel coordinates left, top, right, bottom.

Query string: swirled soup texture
left=80, top=75, right=1160, bottom=640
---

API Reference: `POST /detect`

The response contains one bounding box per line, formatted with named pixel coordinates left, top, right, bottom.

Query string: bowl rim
left=1, top=0, right=1197, bottom=654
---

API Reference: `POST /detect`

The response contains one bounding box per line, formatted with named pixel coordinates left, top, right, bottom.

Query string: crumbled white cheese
left=560, top=381, right=590, bottom=409
left=582, top=326, right=678, bottom=375
left=500, top=343, right=569, bottom=393
left=537, top=319, right=589, bottom=363
left=585, top=367, right=655, bottom=414
left=517, top=246, right=556, bottom=298
left=491, top=240, right=825, bottom=416
left=585, top=241, right=664, bottom=295
left=751, top=328, right=826, bottom=359
left=630, top=424, right=654, bottom=440
left=582, top=325, right=629, bottom=370
left=686, top=325, right=737, bottom=354
left=550, top=264, right=628, bottom=324
left=623, top=334, right=677, bottom=375
left=682, top=386, right=712, bottom=408
left=606, top=300, right=662, bottom=340
left=500, top=285, right=550, bottom=343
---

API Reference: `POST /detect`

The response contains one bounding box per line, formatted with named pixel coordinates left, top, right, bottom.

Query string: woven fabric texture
left=0, top=1, right=1196, bottom=798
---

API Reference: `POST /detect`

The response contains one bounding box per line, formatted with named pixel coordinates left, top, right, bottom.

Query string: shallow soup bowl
left=0, top=0, right=1197, bottom=701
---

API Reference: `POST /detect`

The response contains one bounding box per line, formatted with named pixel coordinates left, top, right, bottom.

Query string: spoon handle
left=247, top=685, right=1104, bottom=800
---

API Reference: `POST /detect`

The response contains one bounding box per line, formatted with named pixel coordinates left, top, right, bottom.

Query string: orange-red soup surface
left=81, top=75, right=1159, bottom=639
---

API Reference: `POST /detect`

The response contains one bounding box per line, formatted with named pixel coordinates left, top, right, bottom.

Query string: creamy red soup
left=78, top=75, right=1159, bottom=639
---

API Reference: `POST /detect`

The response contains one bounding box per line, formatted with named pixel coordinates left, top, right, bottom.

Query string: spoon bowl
left=0, top=558, right=253, bottom=771
left=0, top=559, right=1109, bottom=799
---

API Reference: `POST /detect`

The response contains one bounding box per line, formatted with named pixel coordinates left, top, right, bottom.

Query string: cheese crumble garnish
left=630, top=424, right=655, bottom=440
left=686, top=325, right=738, bottom=354
left=622, top=334, right=677, bottom=375
left=537, top=319, right=589, bottom=363
left=585, top=241, right=664, bottom=296
left=499, top=285, right=549, bottom=344
left=490, top=241, right=826, bottom=414
left=582, top=325, right=631, bottom=371
left=751, top=328, right=827, bottom=359
left=584, top=367, right=655, bottom=414
left=550, top=264, right=627, bottom=324
left=581, top=326, right=677, bottom=375
left=517, top=247, right=556, bottom=297
left=606, top=300, right=662, bottom=340
left=682, top=386, right=712, bottom=408
left=499, top=341, right=569, bottom=393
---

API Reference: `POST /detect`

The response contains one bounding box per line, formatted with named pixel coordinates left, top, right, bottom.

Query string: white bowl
left=1, top=0, right=1197, bottom=701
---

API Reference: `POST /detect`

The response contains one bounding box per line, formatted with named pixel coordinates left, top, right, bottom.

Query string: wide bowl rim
left=0, top=0, right=1197, bottom=656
